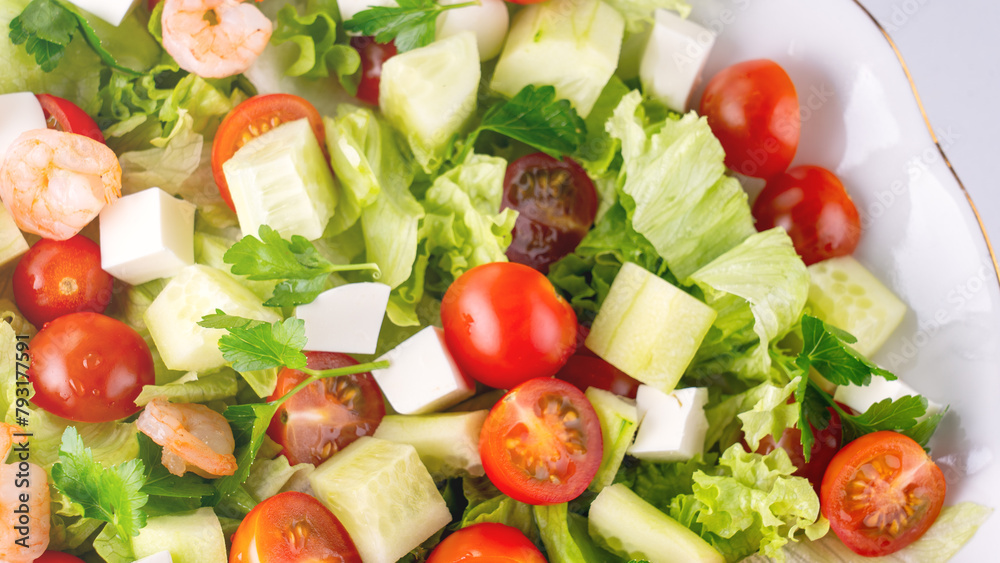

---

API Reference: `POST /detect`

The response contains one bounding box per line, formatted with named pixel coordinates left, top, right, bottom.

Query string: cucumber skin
left=585, top=387, right=639, bottom=492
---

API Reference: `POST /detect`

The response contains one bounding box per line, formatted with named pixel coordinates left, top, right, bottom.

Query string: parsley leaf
left=343, top=0, right=477, bottom=53
left=224, top=225, right=379, bottom=308
left=800, top=315, right=895, bottom=386
left=841, top=396, right=946, bottom=446
left=198, top=311, right=308, bottom=372
left=51, top=427, right=148, bottom=539
left=137, top=433, right=214, bottom=516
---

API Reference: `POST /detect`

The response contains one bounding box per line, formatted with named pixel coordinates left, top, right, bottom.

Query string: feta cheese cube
left=294, top=283, right=391, bottom=355
left=374, top=327, right=476, bottom=415
left=628, top=385, right=708, bottom=462
left=0, top=92, right=45, bottom=158
left=133, top=552, right=173, bottom=563
left=65, top=0, right=140, bottom=27
left=639, top=9, right=716, bottom=112
left=835, top=377, right=943, bottom=416
left=99, top=188, right=196, bottom=285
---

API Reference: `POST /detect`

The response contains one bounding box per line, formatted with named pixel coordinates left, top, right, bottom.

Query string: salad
left=0, top=0, right=993, bottom=562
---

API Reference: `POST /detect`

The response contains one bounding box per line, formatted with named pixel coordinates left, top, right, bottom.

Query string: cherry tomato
left=350, top=37, right=397, bottom=106
left=212, top=94, right=325, bottom=211
left=28, top=312, right=154, bottom=423
left=34, top=552, right=86, bottom=563
left=754, top=406, right=842, bottom=492
left=555, top=352, right=640, bottom=399
left=503, top=0, right=549, bottom=4
left=501, top=153, right=598, bottom=274
left=441, top=262, right=577, bottom=389
left=13, top=236, right=114, bottom=328
left=480, top=378, right=603, bottom=505
left=821, top=431, right=946, bottom=556
left=35, top=94, right=105, bottom=143
left=700, top=59, right=799, bottom=178
left=230, top=491, right=361, bottom=563
left=427, top=523, right=547, bottom=563
left=267, top=352, right=385, bottom=466
left=752, top=165, right=861, bottom=265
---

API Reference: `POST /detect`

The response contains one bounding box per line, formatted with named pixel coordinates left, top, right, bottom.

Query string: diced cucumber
left=380, top=32, right=481, bottom=173
left=589, top=484, right=724, bottom=563
left=807, top=256, right=907, bottom=356
left=586, top=262, right=717, bottom=395
left=131, top=507, right=227, bottom=563
left=372, top=411, right=487, bottom=479
left=223, top=118, right=337, bottom=241
left=144, top=265, right=280, bottom=373
left=308, top=437, right=451, bottom=563
left=0, top=203, right=28, bottom=267
left=585, top=387, right=638, bottom=492
left=491, top=0, right=624, bottom=117
left=193, top=231, right=277, bottom=301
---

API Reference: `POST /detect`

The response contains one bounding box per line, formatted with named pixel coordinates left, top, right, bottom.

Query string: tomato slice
left=267, top=352, right=385, bottom=466
left=479, top=378, right=603, bottom=505
left=230, top=491, right=362, bottom=563
left=35, top=94, right=104, bottom=143
left=211, top=94, right=325, bottom=211
left=350, top=36, right=397, bottom=106
left=33, top=552, right=86, bottom=563
left=427, top=523, right=547, bottom=563
left=820, top=431, right=946, bottom=556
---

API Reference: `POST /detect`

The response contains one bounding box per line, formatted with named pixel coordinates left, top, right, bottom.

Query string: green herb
left=224, top=225, right=380, bottom=308
left=343, top=0, right=479, bottom=53
left=51, top=427, right=148, bottom=539
left=800, top=315, right=895, bottom=386
left=137, top=433, right=215, bottom=517
left=272, top=1, right=361, bottom=93
left=9, top=0, right=143, bottom=75
left=198, top=311, right=308, bottom=372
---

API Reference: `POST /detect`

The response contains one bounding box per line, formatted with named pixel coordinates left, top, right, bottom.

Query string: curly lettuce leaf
left=272, top=0, right=361, bottom=92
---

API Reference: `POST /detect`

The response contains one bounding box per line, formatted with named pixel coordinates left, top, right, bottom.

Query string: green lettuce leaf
left=272, top=0, right=361, bottom=91
left=615, top=454, right=717, bottom=514
left=534, top=503, right=619, bottom=563
left=575, top=76, right=630, bottom=176
left=0, top=322, right=19, bottom=424
left=93, top=524, right=135, bottom=563
left=28, top=409, right=139, bottom=469
left=244, top=455, right=314, bottom=501
left=134, top=369, right=239, bottom=407
left=606, top=0, right=691, bottom=32
left=460, top=493, right=537, bottom=542
left=737, top=378, right=800, bottom=451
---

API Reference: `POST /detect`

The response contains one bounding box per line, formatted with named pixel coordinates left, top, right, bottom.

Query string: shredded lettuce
left=272, top=0, right=360, bottom=91
left=737, top=378, right=801, bottom=451
left=534, top=503, right=619, bottom=563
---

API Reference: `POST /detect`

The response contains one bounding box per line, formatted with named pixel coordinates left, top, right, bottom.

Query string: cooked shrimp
left=161, top=0, right=273, bottom=79
left=0, top=423, right=51, bottom=563
left=0, top=129, right=121, bottom=241
left=136, top=397, right=238, bottom=478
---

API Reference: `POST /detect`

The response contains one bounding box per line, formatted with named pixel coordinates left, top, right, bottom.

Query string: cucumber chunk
left=589, top=484, right=724, bottom=563
left=223, top=118, right=337, bottom=241
left=585, top=387, right=638, bottom=492
left=308, top=437, right=451, bottom=563
left=131, top=507, right=227, bottom=563
left=491, top=0, right=624, bottom=117
left=0, top=203, right=27, bottom=267
left=807, top=256, right=907, bottom=356
left=586, top=262, right=716, bottom=395
left=373, top=411, right=488, bottom=479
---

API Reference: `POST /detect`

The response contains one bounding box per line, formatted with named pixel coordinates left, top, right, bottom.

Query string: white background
left=857, top=0, right=1000, bottom=247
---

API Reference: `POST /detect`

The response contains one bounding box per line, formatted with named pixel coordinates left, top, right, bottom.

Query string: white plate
left=689, top=0, right=1000, bottom=560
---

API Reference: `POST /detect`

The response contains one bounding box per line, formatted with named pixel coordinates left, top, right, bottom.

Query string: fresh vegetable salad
left=0, top=0, right=991, bottom=562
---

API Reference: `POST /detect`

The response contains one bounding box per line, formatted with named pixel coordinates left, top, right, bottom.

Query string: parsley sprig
left=343, top=0, right=479, bottom=53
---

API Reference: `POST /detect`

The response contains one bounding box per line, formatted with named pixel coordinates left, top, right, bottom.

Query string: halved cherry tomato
left=230, top=491, right=361, bottom=563
left=34, top=552, right=86, bottom=563
left=821, top=431, right=946, bottom=556
left=427, top=523, right=547, bottom=563
left=13, top=235, right=114, bottom=328
left=501, top=153, right=598, bottom=274
left=35, top=94, right=105, bottom=143
left=754, top=406, right=842, bottom=492
left=700, top=59, right=799, bottom=178
left=28, top=312, right=154, bottom=423
left=267, top=352, right=385, bottom=466
left=479, top=378, right=603, bottom=505
left=211, top=94, right=325, bottom=211
left=441, top=262, right=577, bottom=389
left=752, top=165, right=861, bottom=265
left=350, top=37, right=397, bottom=106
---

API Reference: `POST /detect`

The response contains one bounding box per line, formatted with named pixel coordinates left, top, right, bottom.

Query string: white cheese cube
left=337, top=0, right=396, bottom=25
left=835, top=377, right=943, bottom=416
left=99, top=188, right=196, bottom=285
left=133, top=552, right=174, bottom=563
left=639, top=9, right=716, bottom=112
left=0, top=92, right=45, bottom=158
left=628, top=385, right=708, bottom=462
left=64, top=0, right=140, bottom=26
left=294, top=282, right=391, bottom=355
left=374, top=327, right=476, bottom=415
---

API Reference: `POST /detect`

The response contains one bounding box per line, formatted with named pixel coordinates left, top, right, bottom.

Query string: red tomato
left=28, top=313, right=154, bottom=423
left=34, top=552, right=86, bottom=563
left=441, top=262, right=577, bottom=389
left=752, top=165, right=861, bottom=265
left=230, top=491, right=361, bottom=563
left=503, top=0, right=549, bottom=4
left=427, top=523, right=547, bottom=563
left=700, top=59, right=799, bottom=178
left=480, top=378, right=603, bottom=505
left=555, top=353, right=640, bottom=399
left=821, top=431, right=946, bottom=556
left=754, top=407, right=842, bottom=492
left=501, top=153, right=598, bottom=274
left=35, top=94, right=105, bottom=143
left=211, top=94, right=325, bottom=211
left=267, top=352, right=385, bottom=466
left=350, top=36, right=397, bottom=106
left=13, top=236, right=114, bottom=328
